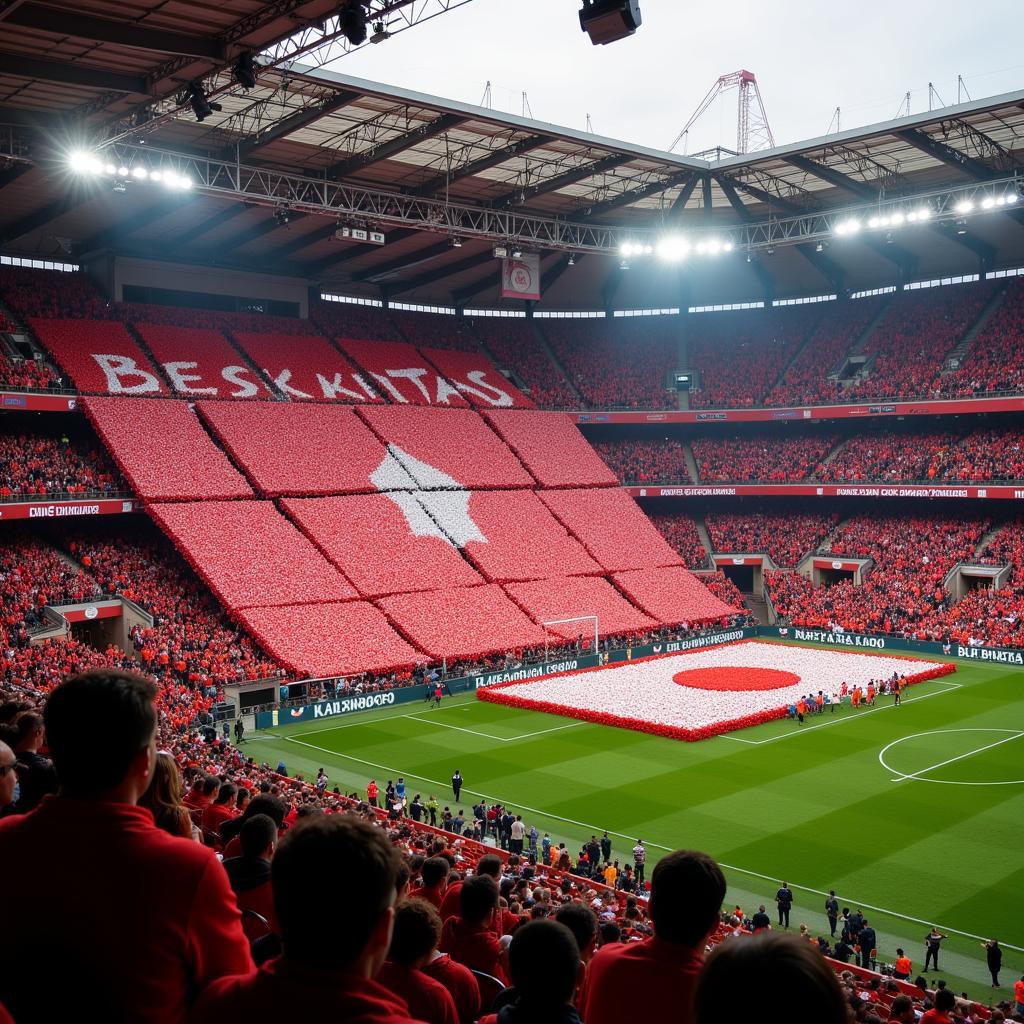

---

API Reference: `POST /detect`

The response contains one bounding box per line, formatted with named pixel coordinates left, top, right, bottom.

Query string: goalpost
left=541, top=615, right=599, bottom=661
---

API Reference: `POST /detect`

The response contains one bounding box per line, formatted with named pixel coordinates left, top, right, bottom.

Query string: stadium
left=1, top=2, right=1023, bottom=1021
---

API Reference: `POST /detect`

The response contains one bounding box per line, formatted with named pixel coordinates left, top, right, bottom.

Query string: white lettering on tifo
left=271, top=368, right=313, bottom=400
left=385, top=367, right=433, bottom=403
left=221, top=366, right=261, bottom=398
left=456, top=370, right=513, bottom=407
left=315, top=372, right=366, bottom=402
left=92, top=354, right=163, bottom=394
left=162, top=361, right=217, bottom=396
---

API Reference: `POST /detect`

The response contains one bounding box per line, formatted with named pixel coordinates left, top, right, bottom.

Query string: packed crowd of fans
left=706, top=510, right=839, bottom=567
left=0, top=427, right=124, bottom=497
left=764, top=296, right=888, bottom=407
left=691, top=432, right=840, bottom=482
left=543, top=318, right=676, bottom=409
left=648, top=512, right=710, bottom=569
left=0, top=352, right=58, bottom=391
left=689, top=306, right=821, bottom=409
left=765, top=512, right=990, bottom=637
left=941, top=279, right=1024, bottom=398
left=591, top=438, right=692, bottom=483
left=472, top=318, right=579, bottom=409
left=842, top=282, right=1000, bottom=402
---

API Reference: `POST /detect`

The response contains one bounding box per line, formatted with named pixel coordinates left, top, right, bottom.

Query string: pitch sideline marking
left=879, top=728, right=1024, bottom=784
left=717, top=680, right=962, bottom=746
left=279, top=728, right=1024, bottom=954
left=402, top=713, right=585, bottom=744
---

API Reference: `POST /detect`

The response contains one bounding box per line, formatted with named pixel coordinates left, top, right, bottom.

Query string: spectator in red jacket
left=695, top=932, right=848, bottom=1024
left=192, top=814, right=420, bottom=1024
left=377, top=899, right=459, bottom=1024
left=223, top=813, right=279, bottom=939
left=411, top=855, right=451, bottom=909
left=579, top=849, right=726, bottom=1024
left=421, top=948, right=481, bottom=1024
left=479, top=920, right=583, bottom=1024
left=0, top=669, right=253, bottom=1023
left=439, top=874, right=509, bottom=983
left=201, top=781, right=239, bottom=837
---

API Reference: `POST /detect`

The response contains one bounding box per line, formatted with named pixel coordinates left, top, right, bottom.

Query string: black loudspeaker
left=579, top=0, right=641, bottom=45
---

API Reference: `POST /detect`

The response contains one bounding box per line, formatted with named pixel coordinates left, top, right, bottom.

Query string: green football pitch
left=245, top=648, right=1024, bottom=1001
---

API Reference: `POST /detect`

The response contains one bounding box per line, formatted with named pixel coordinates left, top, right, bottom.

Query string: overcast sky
left=332, top=0, right=1023, bottom=154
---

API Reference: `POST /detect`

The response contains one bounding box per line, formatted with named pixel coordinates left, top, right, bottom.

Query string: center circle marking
left=672, top=666, right=801, bottom=692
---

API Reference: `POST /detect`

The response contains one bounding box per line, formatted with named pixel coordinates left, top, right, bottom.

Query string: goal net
left=541, top=615, right=599, bottom=660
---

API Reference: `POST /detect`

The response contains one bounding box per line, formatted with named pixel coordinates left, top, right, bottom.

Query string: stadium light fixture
left=340, top=1, right=369, bottom=45
left=955, top=199, right=974, bottom=214
left=579, top=0, right=642, bottom=45
left=232, top=53, right=259, bottom=90
left=188, top=84, right=222, bottom=123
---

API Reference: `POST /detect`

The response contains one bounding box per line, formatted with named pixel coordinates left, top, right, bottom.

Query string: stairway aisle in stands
left=944, top=279, right=1008, bottom=368
left=531, top=320, right=587, bottom=407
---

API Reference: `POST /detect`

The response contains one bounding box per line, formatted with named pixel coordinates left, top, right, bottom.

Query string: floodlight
left=232, top=53, right=259, bottom=90
left=981, top=196, right=995, bottom=210
left=579, top=0, right=641, bottom=45
left=955, top=199, right=974, bottom=214
left=131, top=166, right=148, bottom=180
left=340, top=1, right=368, bottom=45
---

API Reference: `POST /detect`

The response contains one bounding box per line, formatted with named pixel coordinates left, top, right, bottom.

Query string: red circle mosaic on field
left=672, top=666, right=802, bottom=691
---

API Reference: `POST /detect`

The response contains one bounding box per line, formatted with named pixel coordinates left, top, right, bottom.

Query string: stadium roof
left=2, top=1, right=1024, bottom=307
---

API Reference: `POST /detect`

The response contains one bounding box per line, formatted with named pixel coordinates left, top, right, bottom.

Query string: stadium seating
left=84, top=397, right=253, bottom=501
left=538, top=488, right=684, bottom=572
left=472, top=318, right=578, bottom=409
left=309, top=299, right=403, bottom=341
left=484, top=410, right=619, bottom=487
left=134, top=323, right=273, bottom=400
left=282, top=494, right=485, bottom=597
left=689, top=305, right=821, bottom=408
left=591, top=438, right=692, bottom=484
left=764, top=296, right=887, bottom=406
left=358, top=406, right=534, bottom=489
left=30, top=319, right=168, bottom=395
left=818, top=429, right=961, bottom=482
left=0, top=266, right=113, bottom=320
left=610, top=566, right=738, bottom=624
left=700, top=570, right=749, bottom=609
left=649, top=512, right=710, bottom=569
left=148, top=500, right=357, bottom=610
left=232, top=331, right=379, bottom=403
left=843, top=281, right=999, bottom=401
left=389, top=309, right=479, bottom=351
left=0, top=353, right=57, bottom=390
left=941, top=278, right=1024, bottom=397
left=197, top=402, right=407, bottom=497
left=237, top=601, right=421, bottom=679
left=0, top=429, right=123, bottom=497
left=120, top=303, right=321, bottom=335
left=543, top=317, right=676, bottom=409
left=691, top=432, right=839, bottom=482
left=705, top=510, right=838, bottom=567
left=766, top=512, right=988, bottom=635
left=503, top=574, right=657, bottom=639
left=377, top=584, right=549, bottom=661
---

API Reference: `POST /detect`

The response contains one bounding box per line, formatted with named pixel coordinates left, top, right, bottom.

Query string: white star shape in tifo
left=370, top=444, right=487, bottom=549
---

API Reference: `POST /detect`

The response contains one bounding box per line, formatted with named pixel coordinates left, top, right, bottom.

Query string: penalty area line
left=279, top=732, right=1022, bottom=953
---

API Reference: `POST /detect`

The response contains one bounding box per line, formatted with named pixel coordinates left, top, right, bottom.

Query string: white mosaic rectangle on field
left=484, top=641, right=952, bottom=734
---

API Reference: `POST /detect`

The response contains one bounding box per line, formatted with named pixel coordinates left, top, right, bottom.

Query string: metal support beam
left=584, top=171, right=694, bottom=220
left=701, top=174, right=713, bottom=225
left=4, top=4, right=224, bottom=57
left=499, top=154, right=631, bottom=208
left=219, top=211, right=306, bottom=252
left=302, top=228, right=419, bottom=277
left=328, top=113, right=464, bottom=179
left=793, top=243, right=845, bottom=292
left=394, top=249, right=494, bottom=294
left=667, top=174, right=700, bottom=217
left=452, top=267, right=500, bottom=304
left=862, top=236, right=917, bottom=278
left=77, top=196, right=190, bottom=255
left=355, top=240, right=453, bottom=283
left=0, top=160, right=31, bottom=191
left=414, top=135, right=549, bottom=196
left=541, top=252, right=579, bottom=293
left=785, top=154, right=876, bottom=199
left=895, top=127, right=994, bottom=181
left=231, top=90, right=360, bottom=162
left=167, top=204, right=248, bottom=250
left=263, top=222, right=339, bottom=261
left=0, top=190, right=91, bottom=244
left=602, top=262, right=626, bottom=309
left=930, top=221, right=995, bottom=266
left=0, top=54, right=151, bottom=95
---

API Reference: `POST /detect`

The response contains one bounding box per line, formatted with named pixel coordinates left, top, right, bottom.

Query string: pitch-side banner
left=501, top=255, right=541, bottom=301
